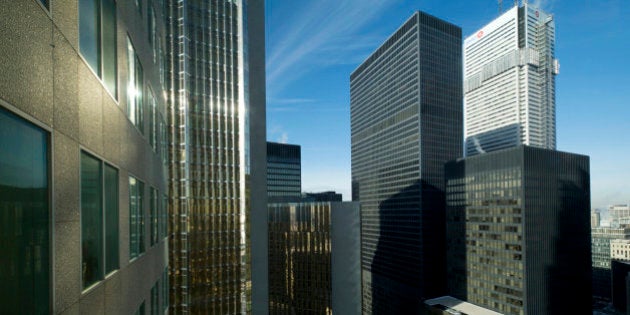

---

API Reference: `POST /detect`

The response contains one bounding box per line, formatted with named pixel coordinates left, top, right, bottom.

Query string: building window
left=127, top=37, right=144, bottom=133
left=135, top=0, right=142, bottom=15
left=151, top=281, right=159, bottom=315
left=81, top=152, right=119, bottom=289
left=104, top=164, right=120, bottom=273
left=159, top=113, right=167, bottom=165
left=150, top=187, right=158, bottom=246
left=39, top=0, right=49, bottom=10
left=149, top=8, right=157, bottom=62
left=157, top=35, right=164, bottom=86
left=79, top=0, right=117, bottom=97
left=135, top=301, right=146, bottom=315
left=0, top=107, right=50, bottom=314
left=161, top=193, right=168, bottom=239
left=162, top=268, right=169, bottom=312
left=147, top=88, right=157, bottom=151
left=129, top=176, right=145, bottom=259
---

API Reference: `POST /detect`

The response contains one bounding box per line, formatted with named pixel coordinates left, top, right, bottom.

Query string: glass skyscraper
left=165, top=0, right=267, bottom=313
left=464, top=4, right=558, bottom=156
left=350, top=11, right=462, bottom=314
left=446, top=146, right=591, bottom=314
left=268, top=202, right=361, bottom=315
left=267, top=142, right=302, bottom=201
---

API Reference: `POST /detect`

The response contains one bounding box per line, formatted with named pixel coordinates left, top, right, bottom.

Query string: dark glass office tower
left=267, top=142, right=301, bottom=201
left=350, top=11, right=462, bottom=314
left=165, top=0, right=267, bottom=313
left=446, top=146, right=591, bottom=315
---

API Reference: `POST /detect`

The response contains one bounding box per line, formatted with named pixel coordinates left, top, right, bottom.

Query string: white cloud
left=278, top=132, right=289, bottom=144
left=266, top=0, right=398, bottom=94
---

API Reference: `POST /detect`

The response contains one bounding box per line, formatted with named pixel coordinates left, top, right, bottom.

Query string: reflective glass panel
left=0, top=107, right=50, bottom=314
left=105, top=164, right=119, bottom=273
left=79, top=0, right=101, bottom=75
left=81, top=152, right=103, bottom=288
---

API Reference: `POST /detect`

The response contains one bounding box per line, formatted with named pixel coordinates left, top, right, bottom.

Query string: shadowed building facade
left=446, top=146, right=591, bottom=314
left=165, top=0, right=267, bottom=313
left=350, top=11, right=462, bottom=314
left=0, top=0, right=169, bottom=313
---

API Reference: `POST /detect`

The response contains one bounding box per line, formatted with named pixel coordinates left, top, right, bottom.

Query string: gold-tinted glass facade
left=166, top=0, right=251, bottom=313
left=268, top=203, right=333, bottom=315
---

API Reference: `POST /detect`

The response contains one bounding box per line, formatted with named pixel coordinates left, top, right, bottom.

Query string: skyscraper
left=464, top=4, right=559, bottom=156
left=267, top=142, right=302, bottom=202
left=446, top=146, right=591, bottom=314
left=1, top=0, right=168, bottom=313
left=350, top=11, right=462, bottom=313
left=267, top=202, right=361, bottom=315
left=165, top=0, right=267, bottom=313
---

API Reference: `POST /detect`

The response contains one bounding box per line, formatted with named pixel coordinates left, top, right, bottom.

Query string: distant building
left=464, top=4, right=559, bottom=156
left=611, top=240, right=630, bottom=261
left=446, top=146, right=591, bottom=314
left=303, top=191, right=343, bottom=202
left=593, top=210, right=601, bottom=228
left=267, top=142, right=302, bottom=202
left=592, top=227, right=630, bottom=299
left=424, top=296, right=502, bottom=315
left=350, top=11, right=463, bottom=313
left=610, top=205, right=630, bottom=224
left=268, top=202, right=361, bottom=315
left=1, top=0, right=169, bottom=313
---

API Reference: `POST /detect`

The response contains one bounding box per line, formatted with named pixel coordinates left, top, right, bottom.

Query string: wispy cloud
left=268, top=98, right=316, bottom=105
left=278, top=132, right=289, bottom=144
left=266, top=0, right=398, bottom=94
left=267, top=124, right=290, bottom=144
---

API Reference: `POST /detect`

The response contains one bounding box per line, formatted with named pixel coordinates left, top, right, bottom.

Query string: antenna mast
left=498, top=0, right=503, bottom=13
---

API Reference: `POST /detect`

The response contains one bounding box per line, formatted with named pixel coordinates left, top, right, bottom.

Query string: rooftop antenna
left=498, top=0, right=503, bottom=13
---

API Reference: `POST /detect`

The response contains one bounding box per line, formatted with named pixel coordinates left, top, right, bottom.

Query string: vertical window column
left=0, top=107, right=50, bottom=314
left=79, top=0, right=117, bottom=96
left=127, top=38, right=144, bottom=133
left=81, top=152, right=119, bottom=289
left=150, top=187, right=158, bottom=246
left=148, top=88, right=157, bottom=151
left=129, top=177, right=145, bottom=259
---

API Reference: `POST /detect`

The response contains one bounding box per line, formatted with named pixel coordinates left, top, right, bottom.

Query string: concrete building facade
left=0, top=0, right=169, bottom=313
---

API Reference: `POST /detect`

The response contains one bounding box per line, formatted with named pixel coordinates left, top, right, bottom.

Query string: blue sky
left=264, top=0, right=629, bottom=208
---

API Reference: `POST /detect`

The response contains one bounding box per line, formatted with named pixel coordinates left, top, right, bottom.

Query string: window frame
left=79, top=149, right=120, bottom=292
left=78, top=0, right=118, bottom=100
left=126, top=36, right=145, bottom=134
left=150, top=186, right=159, bottom=246
left=0, top=102, right=53, bottom=314
left=129, top=175, right=146, bottom=260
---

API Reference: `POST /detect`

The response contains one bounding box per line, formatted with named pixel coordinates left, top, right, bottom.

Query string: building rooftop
left=425, top=296, right=503, bottom=315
